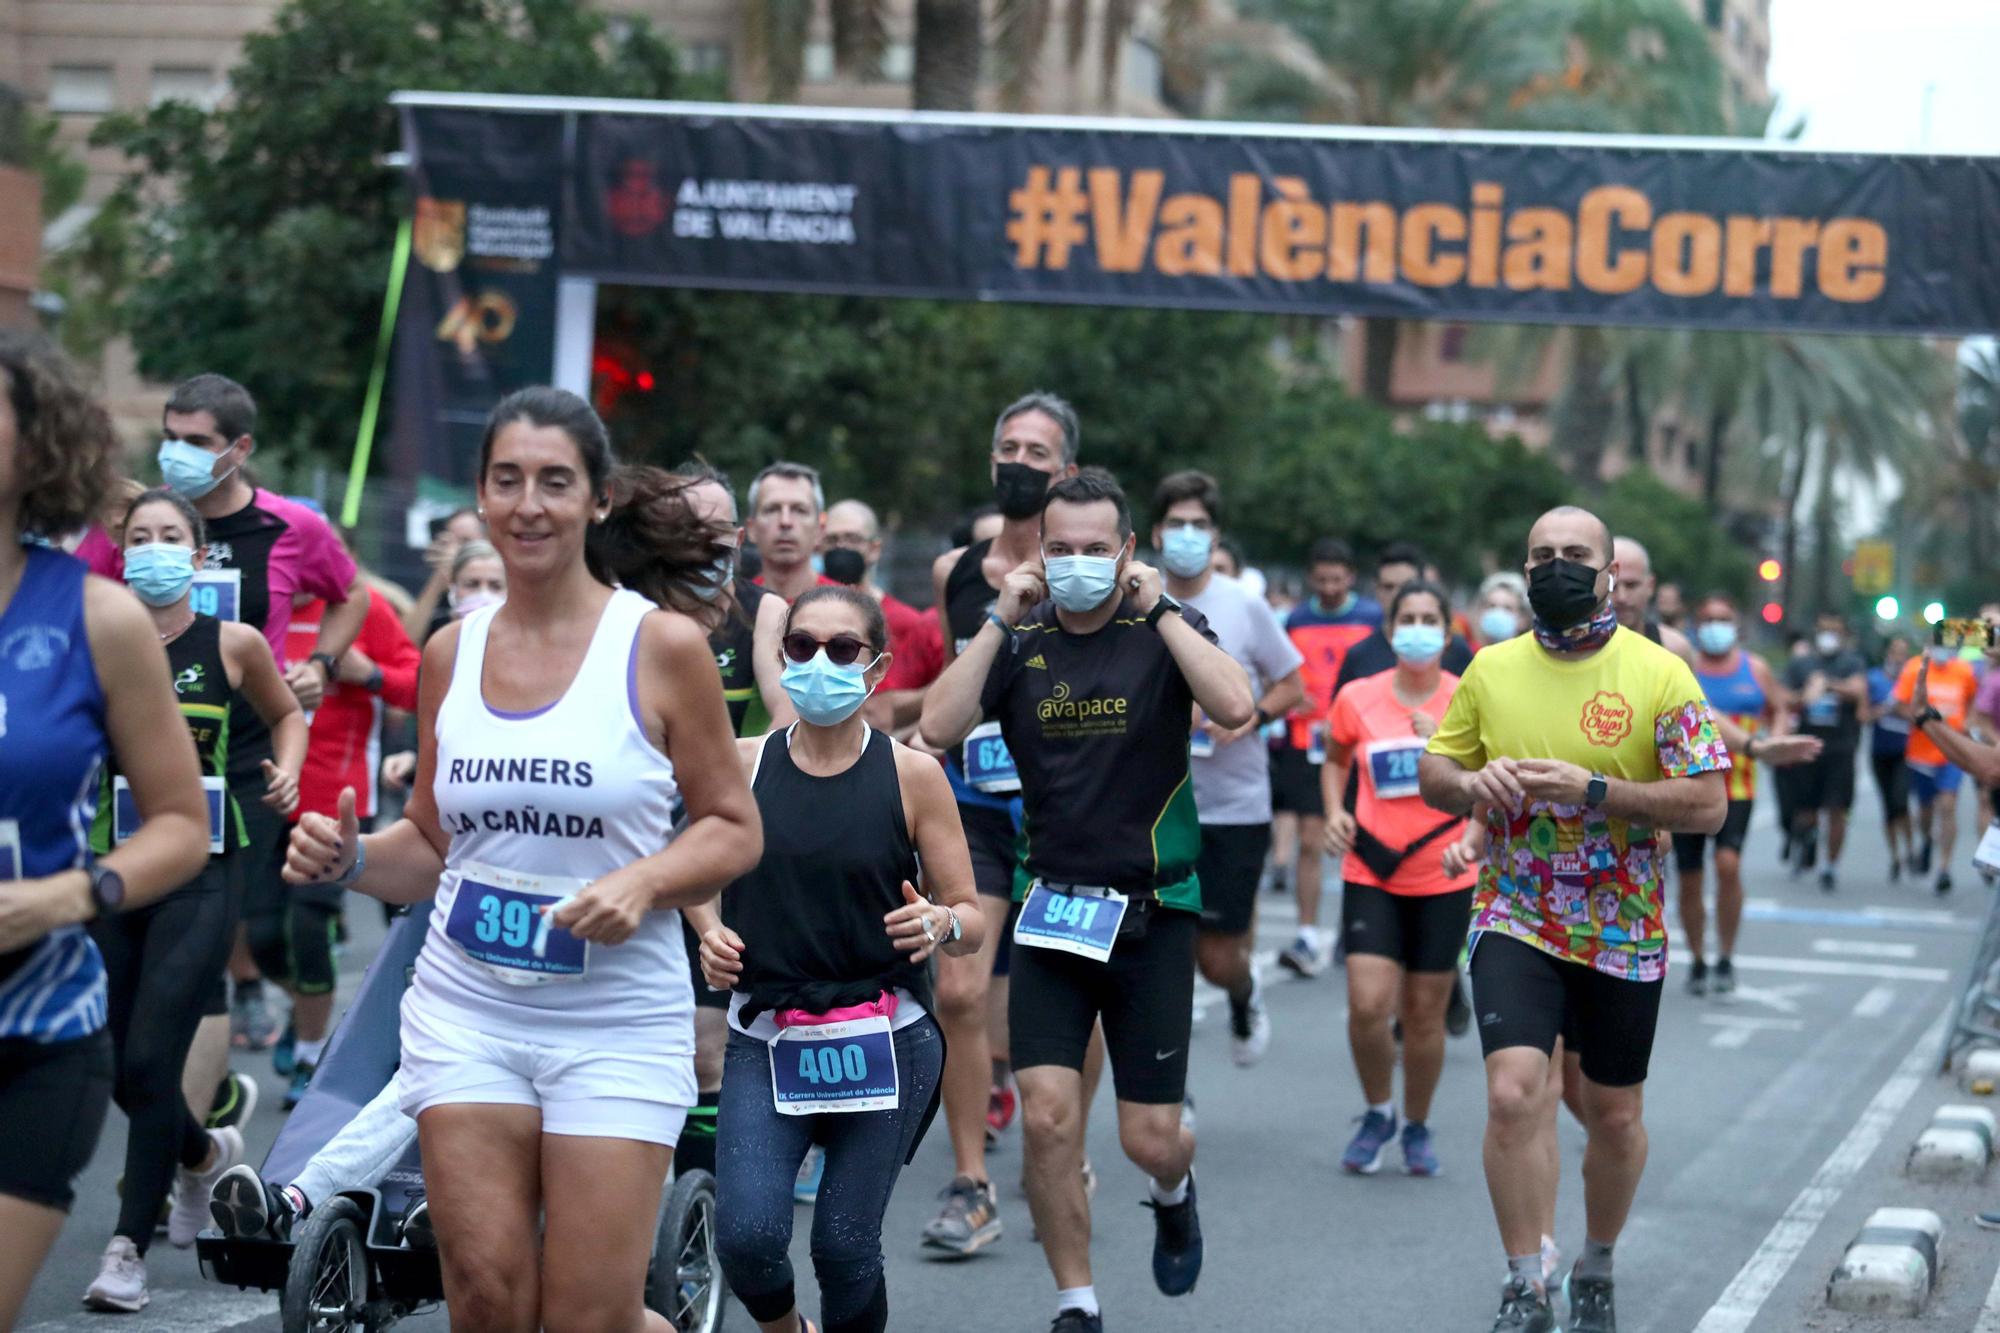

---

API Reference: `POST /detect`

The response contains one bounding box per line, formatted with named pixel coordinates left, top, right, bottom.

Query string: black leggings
left=91, top=863, right=240, bottom=1251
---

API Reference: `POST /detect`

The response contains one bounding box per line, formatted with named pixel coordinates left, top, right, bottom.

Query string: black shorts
left=1468, top=932, right=1662, bottom=1088
left=682, top=918, right=728, bottom=1011
left=1673, top=799, right=1755, bottom=872
left=1197, top=823, right=1272, bottom=936
left=0, top=1027, right=113, bottom=1210
left=1793, top=748, right=1857, bottom=814
left=961, top=802, right=1020, bottom=899
left=1009, top=900, right=1195, bottom=1105
left=1873, top=753, right=1912, bottom=823
left=1269, top=746, right=1324, bottom=817
left=1341, top=882, right=1473, bottom=974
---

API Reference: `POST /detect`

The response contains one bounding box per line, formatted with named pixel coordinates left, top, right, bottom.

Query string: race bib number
left=114, top=775, right=227, bottom=855
left=443, top=863, right=590, bottom=986
left=1306, top=721, right=1328, bottom=766
left=1014, top=881, right=1127, bottom=963
left=0, top=819, right=19, bottom=879
left=1363, top=738, right=1426, bottom=802
left=963, top=720, right=1020, bottom=794
left=1976, top=822, right=2000, bottom=876
left=769, top=1014, right=898, bottom=1115
left=188, top=569, right=242, bottom=622
left=1805, top=695, right=1840, bottom=727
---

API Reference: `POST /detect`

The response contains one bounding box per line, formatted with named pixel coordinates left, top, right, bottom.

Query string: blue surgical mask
left=1930, top=645, right=1956, bottom=665
left=809, top=552, right=825, bottom=577
left=1477, top=607, right=1521, bottom=643
left=1391, top=623, right=1447, bottom=664
left=1044, top=555, right=1120, bottom=613
left=157, top=437, right=235, bottom=499
left=1695, top=621, right=1738, bottom=655
left=780, top=649, right=879, bottom=727
left=123, top=543, right=197, bottom=607
left=1160, top=527, right=1213, bottom=580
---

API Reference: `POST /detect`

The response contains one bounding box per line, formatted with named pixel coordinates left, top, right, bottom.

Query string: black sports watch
left=88, top=863, right=126, bottom=918
left=1145, top=594, right=1184, bottom=630
left=1585, top=772, right=1609, bottom=806
left=1253, top=705, right=1272, bottom=729
left=309, top=651, right=340, bottom=681
left=1914, top=706, right=1944, bottom=730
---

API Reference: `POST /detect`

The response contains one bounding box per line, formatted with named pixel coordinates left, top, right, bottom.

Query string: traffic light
left=1923, top=601, right=1946, bottom=625
left=1758, top=558, right=1782, bottom=583
left=1874, top=595, right=1901, bottom=621
left=1760, top=602, right=1783, bottom=625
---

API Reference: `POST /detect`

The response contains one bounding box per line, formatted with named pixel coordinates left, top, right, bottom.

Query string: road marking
left=1852, top=984, right=1899, bottom=1018
left=1813, top=938, right=1920, bottom=960
left=1723, top=982, right=1814, bottom=1016
left=1691, top=1007, right=1948, bottom=1333
left=1974, top=1251, right=2000, bottom=1333
left=1667, top=948, right=1946, bottom=983
left=1742, top=899, right=1974, bottom=932
left=1702, top=1013, right=1805, bottom=1048
left=22, top=1289, right=274, bottom=1332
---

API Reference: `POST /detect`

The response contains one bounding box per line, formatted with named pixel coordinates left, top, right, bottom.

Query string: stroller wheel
left=282, top=1196, right=369, bottom=1333
left=648, top=1169, right=723, bottom=1333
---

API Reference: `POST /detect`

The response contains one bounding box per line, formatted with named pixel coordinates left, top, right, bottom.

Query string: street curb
left=1957, top=1047, right=2000, bottom=1095
left=1826, top=1206, right=1943, bottom=1316
left=1907, top=1105, right=1996, bottom=1183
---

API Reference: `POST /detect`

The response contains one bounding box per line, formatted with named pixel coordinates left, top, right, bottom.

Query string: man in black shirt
left=923, top=470, right=1253, bottom=1333
left=1331, top=542, right=1474, bottom=698
left=1782, top=612, right=1869, bottom=890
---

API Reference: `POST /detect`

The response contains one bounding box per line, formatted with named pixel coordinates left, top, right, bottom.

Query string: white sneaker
left=1230, top=985, right=1272, bottom=1067
left=168, top=1125, right=243, bottom=1248
left=1277, top=936, right=1324, bottom=978
left=83, top=1236, right=149, bottom=1312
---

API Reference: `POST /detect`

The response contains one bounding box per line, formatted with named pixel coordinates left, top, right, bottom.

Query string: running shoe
left=1400, top=1121, right=1441, bottom=1176
left=794, top=1145, right=824, bottom=1203
left=1229, top=983, right=1271, bottom=1067
left=1266, top=866, right=1291, bottom=896
left=402, top=1196, right=435, bottom=1249
left=921, top=1175, right=1002, bottom=1256
left=205, top=1069, right=259, bottom=1131
left=1937, top=872, right=1955, bottom=897
left=1142, top=1170, right=1202, bottom=1296
left=1797, top=828, right=1819, bottom=872
left=1446, top=976, right=1472, bottom=1037
left=1917, top=838, right=1935, bottom=875
left=231, top=984, right=279, bottom=1051
left=1277, top=936, right=1323, bottom=978
left=272, top=1020, right=297, bottom=1077
left=987, top=1082, right=1017, bottom=1136
left=209, top=1164, right=302, bottom=1241
left=1889, top=855, right=1903, bottom=883
left=1818, top=868, right=1837, bottom=894
left=1339, top=1108, right=1399, bottom=1174
left=1976, top=1209, right=2000, bottom=1231
left=1564, top=1268, right=1617, bottom=1333
left=1685, top=957, right=1709, bottom=997
left=169, top=1125, right=244, bottom=1248
left=82, top=1236, right=148, bottom=1312
left=283, top=1061, right=315, bottom=1111
left=1051, top=1310, right=1103, bottom=1333
left=1491, top=1276, right=1557, bottom=1331
left=1713, top=958, right=1737, bottom=996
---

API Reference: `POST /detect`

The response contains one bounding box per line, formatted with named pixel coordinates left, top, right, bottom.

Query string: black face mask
left=993, top=462, right=1052, bottom=520
left=822, top=547, right=868, bottom=586
left=1527, top=558, right=1605, bottom=630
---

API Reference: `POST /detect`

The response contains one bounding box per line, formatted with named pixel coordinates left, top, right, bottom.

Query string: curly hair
left=1, top=330, right=120, bottom=540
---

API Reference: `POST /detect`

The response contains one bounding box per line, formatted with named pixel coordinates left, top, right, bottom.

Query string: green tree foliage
left=90, top=0, right=707, bottom=461
left=1595, top=469, right=1754, bottom=601
left=595, top=288, right=1565, bottom=582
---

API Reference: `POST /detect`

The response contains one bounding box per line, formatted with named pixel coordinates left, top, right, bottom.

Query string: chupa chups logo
left=607, top=159, right=669, bottom=238
left=412, top=197, right=466, bottom=273
left=1579, top=690, right=1634, bottom=747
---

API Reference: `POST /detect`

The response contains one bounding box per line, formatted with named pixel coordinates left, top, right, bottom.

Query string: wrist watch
left=1914, top=706, right=1944, bottom=729
left=943, top=905, right=963, bottom=943
left=1145, top=593, right=1184, bottom=630
left=1253, top=705, right=1272, bottom=729
left=88, top=863, right=126, bottom=918
left=310, top=651, right=339, bottom=680
left=1585, top=772, right=1609, bottom=806
left=364, top=665, right=385, bottom=694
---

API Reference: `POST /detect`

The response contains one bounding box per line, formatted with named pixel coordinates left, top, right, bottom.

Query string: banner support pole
left=553, top=277, right=598, bottom=397
left=342, top=217, right=414, bottom=529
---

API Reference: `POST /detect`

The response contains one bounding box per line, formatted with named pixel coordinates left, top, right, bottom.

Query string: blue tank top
left=1696, top=651, right=1766, bottom=721
left=0, top=546, right=109, bottom=1042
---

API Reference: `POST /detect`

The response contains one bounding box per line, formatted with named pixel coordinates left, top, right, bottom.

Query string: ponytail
left=586, top=465, right=734, bottom=618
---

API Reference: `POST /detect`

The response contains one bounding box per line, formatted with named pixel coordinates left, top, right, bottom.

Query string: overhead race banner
left=518, top=101, right=2000, bottom=334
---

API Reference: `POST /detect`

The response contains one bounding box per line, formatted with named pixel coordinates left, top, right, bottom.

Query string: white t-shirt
left=1181, top=573, right=1303, bottom=825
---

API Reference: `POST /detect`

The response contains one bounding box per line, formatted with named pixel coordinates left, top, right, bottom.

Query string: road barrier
left=1826, top=1207, right=1943, bottom=1316
left=1906, top=1104, right=1995, bottom=1182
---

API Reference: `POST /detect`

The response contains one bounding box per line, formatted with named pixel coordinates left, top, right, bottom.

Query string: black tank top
left=1643, top=614, right=1663, bottom=646
left=94, top=614, right=242, bottom=855
left=709, top=577, right=772, bottom=737
left=723, top=725, right=928, bottom=1021
left=943, top=538, right=1001, bottom=653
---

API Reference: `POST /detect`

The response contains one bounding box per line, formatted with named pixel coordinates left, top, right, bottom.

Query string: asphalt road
left=18, top=787, right=2000, bottom=1333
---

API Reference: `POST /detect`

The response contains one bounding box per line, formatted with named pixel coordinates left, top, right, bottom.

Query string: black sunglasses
left=782, top=632, right=874, bottom=667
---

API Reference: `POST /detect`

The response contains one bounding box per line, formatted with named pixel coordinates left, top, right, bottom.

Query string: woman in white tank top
left=284, top=387, right=761, bottom=1333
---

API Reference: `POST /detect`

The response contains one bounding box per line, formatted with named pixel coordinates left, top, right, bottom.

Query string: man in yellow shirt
left=1418, top=506, right=1730, bottom=1333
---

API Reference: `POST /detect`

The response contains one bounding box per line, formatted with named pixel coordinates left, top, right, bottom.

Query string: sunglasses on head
left=782, top=632, right=876, bottom=667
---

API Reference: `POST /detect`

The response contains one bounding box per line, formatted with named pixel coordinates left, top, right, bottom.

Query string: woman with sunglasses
left=81, top=487, right=307, bottom=1312
left=283, top=386, right=761, bottom=1333
left=692, top=585, right=981, bottom=1333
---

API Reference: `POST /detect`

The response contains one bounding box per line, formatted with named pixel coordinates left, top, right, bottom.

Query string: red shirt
left=285, top=589, right=421, bottom=820
left=881, top=592, right=943, bottom=691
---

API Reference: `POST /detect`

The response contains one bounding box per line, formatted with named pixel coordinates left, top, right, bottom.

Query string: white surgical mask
left=1815, top=630, right=1842, bottom=655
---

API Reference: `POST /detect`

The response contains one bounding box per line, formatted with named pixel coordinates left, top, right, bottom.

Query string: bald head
left=825, top=499, right=880, bottom=543
left=1526, top=506, right=1613, bottom=568
left=1611, top=535, right=1656, bottom=629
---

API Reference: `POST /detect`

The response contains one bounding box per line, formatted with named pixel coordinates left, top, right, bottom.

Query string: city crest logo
left=1579, top=690, right=1634, bottom=747
left=413, top=197, right=466, bottom=273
